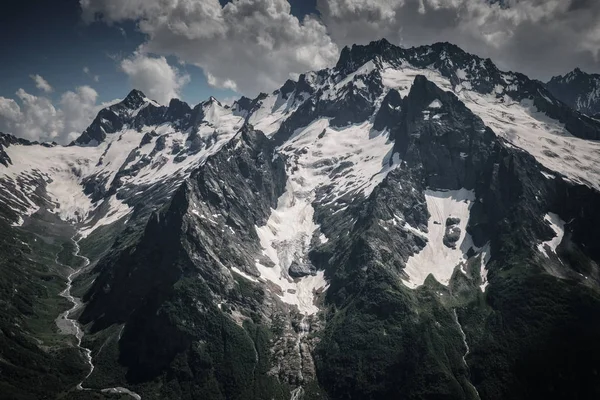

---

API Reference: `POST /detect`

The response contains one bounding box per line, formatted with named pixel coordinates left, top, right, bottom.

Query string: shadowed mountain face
left=1, top=39, right=600, bottom=400
left=547, top=68, right=600, bottom=116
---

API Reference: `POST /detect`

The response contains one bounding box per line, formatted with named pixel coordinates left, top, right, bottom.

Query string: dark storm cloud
left=318, top=0, right=600, bottom=80
left=80, top=0, right=600, bottom=90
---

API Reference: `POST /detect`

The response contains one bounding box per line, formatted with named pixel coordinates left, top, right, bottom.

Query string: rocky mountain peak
left=335, top=38, right=396, bottom=74
left=206, top=95, right=220, bottom=105
left=165, top=98, right=192, bottom=122
left=121, top=89, right=148, bottom=109
left=73, top=90, right=159, bottom=145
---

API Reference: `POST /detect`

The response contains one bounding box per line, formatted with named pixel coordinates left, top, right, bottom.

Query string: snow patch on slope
left=402, top=189, right=475, bottom=289
left=537, top=213, right=565, bottom=258
left=247, top=92, right=304, bottom=138
left=2, top=144, right=100, bottom=222
left=381, top=64, right=453, bottom=97
left=479, top=243, right=492, bottom=292
left=428, top=99, right=443, bottom=108
left=255, top=180, right=326, bottom=315
left=459, top=92, right=600, bottom=190
left=255, top=118, right=395, bottom=314
left=79, top=196, right=132, bottom=239
left=285, top=118, right=397, bottom=203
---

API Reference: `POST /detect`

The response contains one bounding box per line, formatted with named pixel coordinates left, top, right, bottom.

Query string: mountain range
left=1, top=39, right=599, bottom=400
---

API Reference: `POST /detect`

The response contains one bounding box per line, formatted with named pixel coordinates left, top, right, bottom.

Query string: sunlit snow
left=402, top=189, right=475, bottom=289
left=479, top=243, right=492, bottom=292
left=254, top=118, right=396, bottom=314
left=537, top=213, right=565, bottom=258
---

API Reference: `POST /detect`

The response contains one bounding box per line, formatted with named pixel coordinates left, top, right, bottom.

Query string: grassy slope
left=0, top=210, right=88, bottom=399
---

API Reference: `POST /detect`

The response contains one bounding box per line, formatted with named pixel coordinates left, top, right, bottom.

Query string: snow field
left=402, top=189, right=476, bottom=289
left=254, top=118, right=396, bottom=314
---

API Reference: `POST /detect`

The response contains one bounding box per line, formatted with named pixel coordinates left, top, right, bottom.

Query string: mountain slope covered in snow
left=1, top=39, right=600, bottom=400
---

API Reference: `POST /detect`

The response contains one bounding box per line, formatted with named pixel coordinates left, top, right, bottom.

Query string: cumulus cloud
left=30, top=74, right=53, bottom=93
left=80, top=0, right=339, bottom=96
left=0, top=86, right=114, bottom=144
left=120, top=53, right=190, bottom=104
left=82, top=0, right=600, bottom=86
left=317, top=0, right=600, bottom=80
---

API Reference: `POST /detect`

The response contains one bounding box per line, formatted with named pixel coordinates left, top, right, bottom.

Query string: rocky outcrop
left=444, top=217, right=462, bottom=249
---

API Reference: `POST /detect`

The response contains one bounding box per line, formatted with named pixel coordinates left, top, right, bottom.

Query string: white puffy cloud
left=317, top=0, right=600, bottom=79
left=30, top=74, right=53, bottom=93
left=60, top=86, right=102, bottom=139
left=0, top=89, right=64, bottom=141
left=0, top=97, right=22, bottom=122
left=0, top=86, right=113, bottom=144
left=82, top=0, right=600, bottom=86
left=120, top=53, right=190, bottom=104
left=80, top=0, right=339, bottom=96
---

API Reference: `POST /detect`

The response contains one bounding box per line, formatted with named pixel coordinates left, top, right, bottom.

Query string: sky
left=1, top=0, right=600, bottom=144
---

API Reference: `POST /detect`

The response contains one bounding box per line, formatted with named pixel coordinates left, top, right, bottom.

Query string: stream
left=453, top=309, right=481, bottom=400
left=56, top=237, right=142, bottom=400
left=289, top=315, right=311, bottom=400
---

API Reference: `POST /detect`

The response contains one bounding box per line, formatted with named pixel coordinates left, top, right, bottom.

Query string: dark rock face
left=74, top=90, right=156, bottom=145
left=547, top=68, right=600, bottom=116
left=132, top=104, right=166, bottom=129
left=373, top=89, right=403, bottom=133
left=443, top=225, right=461, bottom=249
left=444, top=217, right=462, bottom=249
left=120, top=89, right=147, bottom=110
left=79, top=125, right=290, bottom=397
left=289, top=260, right=316, bottom=278
left=391, top=75, right=497, bottom=190
left=446, top=216, right=461, bottom=226
left=279, top=79, right=297, bottom=99
left=165, top=98, right=192, bottom=123
left=296, top=73, right=318, bottom=97
left=140, top=130, right=158, bottom=147
left=152, top=135, right=166, bottom=153
left=231, top=96, right=254, bottom=116
left=73, top=89, right=198, bottom=145
left=232, top=93, right=268, bottom=120
left=335, top=38, right=397, bottom=75
left=75, top=108, right=124, bottom=145
left=273, top=69, right=383, bottom=145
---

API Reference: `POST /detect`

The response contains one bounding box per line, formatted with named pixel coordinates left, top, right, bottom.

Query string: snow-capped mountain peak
left=74, top=89, right=161, bottom=145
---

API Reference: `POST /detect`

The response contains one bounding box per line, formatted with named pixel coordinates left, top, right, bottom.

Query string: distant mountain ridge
left=547, top=67, right=600, bottom=116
